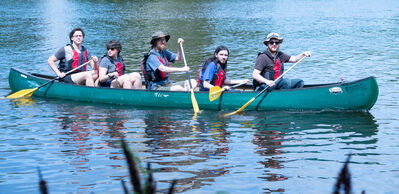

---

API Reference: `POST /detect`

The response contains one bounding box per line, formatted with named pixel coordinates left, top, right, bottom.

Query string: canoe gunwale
left=15, top=67, right=376, bottom=94
left=9, top=67, right=378, bottom=111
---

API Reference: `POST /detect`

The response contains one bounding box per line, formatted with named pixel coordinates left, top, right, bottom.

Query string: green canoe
left=8, top=68, right=378, bottom=111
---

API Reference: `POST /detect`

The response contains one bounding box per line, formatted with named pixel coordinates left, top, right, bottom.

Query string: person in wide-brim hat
left=150, top=31, right=170, bottom=45
left=143, top=31, right=196, bottom=91
left=263, top=32, right=284, bottom=45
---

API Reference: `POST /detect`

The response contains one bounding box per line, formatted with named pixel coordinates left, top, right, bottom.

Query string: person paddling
left=252, top=32, right=311, bottom=91
left=143, top=31, right=196, bottom=91
left=198, top=45, right=249, bottom=91
left=48, top=27, right=98, bottom=86
left=97, top=39, right=142, bottom=89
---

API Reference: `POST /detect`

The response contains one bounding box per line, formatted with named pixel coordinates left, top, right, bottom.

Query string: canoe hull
left=8, top=68, right=378, bottom=111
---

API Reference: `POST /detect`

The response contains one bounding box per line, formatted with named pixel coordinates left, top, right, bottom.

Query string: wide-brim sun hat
left=263, top=32, right=283, bottom=45
left=151, top=31, right=170, bottom=44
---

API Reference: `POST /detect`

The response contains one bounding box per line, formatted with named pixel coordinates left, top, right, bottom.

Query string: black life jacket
left=253, top=50, right=285, bottom=87
left=58, top=44, right=88, bottom=73
left=197, top=59, right=226, bottom=89
left=98, top=55, right=126, bottom=76
left=140, top=50, right=170, bottom=89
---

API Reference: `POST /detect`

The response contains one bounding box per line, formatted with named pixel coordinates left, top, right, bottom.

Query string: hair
left=69, top=27, right=85, bottom=43
left=150, top=38, right=158, bottom=48
left=106, top=39, right=122, bottom=55
left=202, top=45, right=229, bottom=71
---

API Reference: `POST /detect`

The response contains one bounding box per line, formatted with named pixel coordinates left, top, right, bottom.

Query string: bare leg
left=170, top=85, right=185, bottom=91
left=170, top=79, right=197, bottom=91
left=71, top=71, right=96, bottom=87
left=129, top=72, right=142, bottom=89
left=111, top=72, right=142, bottom=89
left=185, top=79, right=197, bottom=90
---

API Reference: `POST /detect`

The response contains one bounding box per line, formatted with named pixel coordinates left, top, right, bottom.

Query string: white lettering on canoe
left=154, top=92, right=169, bottom=98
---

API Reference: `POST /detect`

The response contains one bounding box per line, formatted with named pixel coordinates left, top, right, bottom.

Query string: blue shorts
left=99, top=77, right=115, bottom=87
left=148, top=79, right=170, bottom=90
left=255, top=78, right=304, bottom=91
left=60, top=74, right=74, bottom=84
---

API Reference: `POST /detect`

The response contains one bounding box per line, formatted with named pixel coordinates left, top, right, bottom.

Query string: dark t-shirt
left=254, top=50, right=291, bottom=74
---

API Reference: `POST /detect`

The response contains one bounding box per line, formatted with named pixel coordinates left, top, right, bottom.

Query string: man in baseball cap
left=252, top=32, right=311, bottom=91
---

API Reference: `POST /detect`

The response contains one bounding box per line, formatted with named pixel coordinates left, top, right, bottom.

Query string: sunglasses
left=269, top=41, right=280, bottom=45
left=107, top=48, right=116, bottom=51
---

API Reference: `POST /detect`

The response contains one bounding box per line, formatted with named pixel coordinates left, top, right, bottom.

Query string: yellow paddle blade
left=6, top=88, right=38, bottom=99
left=209, top=86, right=223, bottom=101
left=224, top=97, right=255, bottom=117
left=190, top=89, right=201, bottom=114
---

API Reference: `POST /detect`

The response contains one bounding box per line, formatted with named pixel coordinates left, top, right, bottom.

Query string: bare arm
left=202, top=80, right=214, bottom=90
left=252, top=69, right=275, bottom=87
left=288, top=51, right=311, bottom=63
left=98, top=67, right=115, bottom=83
left=157, top=64, right=189, bottom=73
left=48, top=55, right=65, bottom=78
left=89, top=56, right=98, bottom=70
left=224, top=79, right=250, bottom=85
left=175, top=38, right=184, bottom=62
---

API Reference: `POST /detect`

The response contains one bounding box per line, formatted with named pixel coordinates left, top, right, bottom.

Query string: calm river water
left=1, top=0, right=399, bottom=193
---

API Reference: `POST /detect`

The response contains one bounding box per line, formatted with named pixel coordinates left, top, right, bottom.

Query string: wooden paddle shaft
left=180, top=44, right=194, bottom=89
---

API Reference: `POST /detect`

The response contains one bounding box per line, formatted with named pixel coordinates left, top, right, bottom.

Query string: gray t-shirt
left=145, top=49, right=176, bottom=72
left=99, top=56, right=125, bottom=75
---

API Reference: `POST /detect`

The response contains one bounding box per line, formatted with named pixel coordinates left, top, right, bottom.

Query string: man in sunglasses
left=143, top=31, right=195, bottom=90
left=252, top=32, right=311, bottom=91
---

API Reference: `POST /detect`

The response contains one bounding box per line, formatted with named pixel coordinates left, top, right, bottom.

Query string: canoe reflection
left=143, top=111, right=230, bottom=192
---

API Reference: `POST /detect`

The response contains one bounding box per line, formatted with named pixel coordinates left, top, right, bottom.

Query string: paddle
left=224, top=56, right=307, bottom=117
left=7, top=60, right=93, bottom=99
left=209, top=81, right=248, bottom=102
left=180, top=44, right=200, bottom=114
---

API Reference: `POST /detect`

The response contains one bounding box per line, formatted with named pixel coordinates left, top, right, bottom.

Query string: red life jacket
left=59, top=44, right=88, bottom=73
left=197, top=60, right=226, bottom=89
left=97, top=55, right=125, bottom=76
left=156, top=55, right=169, bottom=80
left=253, top=51, right=285, bottom=87
left=115, top=60, right=124, bottom=76
left=140, top=51, right=170, bottom=83
left=213, top=64, right=226, bottom=87
left=273, top=58, right=281, bottom=80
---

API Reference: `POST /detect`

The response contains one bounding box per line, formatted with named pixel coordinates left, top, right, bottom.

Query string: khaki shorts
left=156, top=80, right=199, bottom=91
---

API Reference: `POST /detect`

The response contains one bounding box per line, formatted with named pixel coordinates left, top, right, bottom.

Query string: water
left=1, top=0, right=399, bottom=193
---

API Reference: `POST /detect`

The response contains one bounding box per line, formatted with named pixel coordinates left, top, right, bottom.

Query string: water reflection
left=143, top=111, right=230, bottom=192
left=51, top=103, right=134, bottom=192
left=8, top=97, right=35, bottom=106
left=250, top=111, right=378, bottom=190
